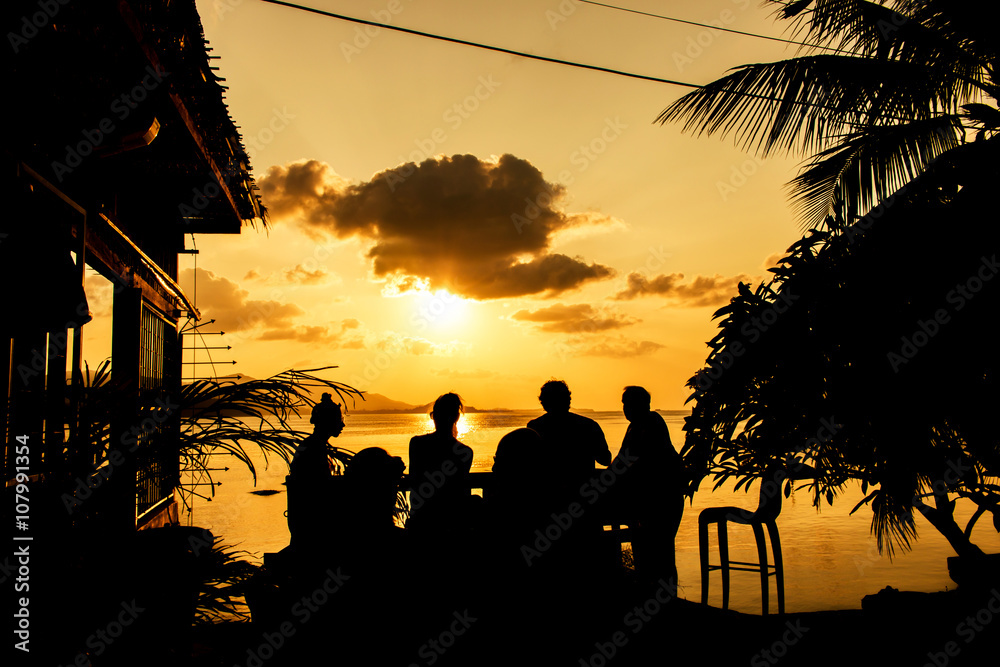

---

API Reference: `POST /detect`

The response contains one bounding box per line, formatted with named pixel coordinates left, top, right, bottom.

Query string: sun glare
left=423, top=411, right=472, bottom=439
left=415, top=289, right=469, bottom=331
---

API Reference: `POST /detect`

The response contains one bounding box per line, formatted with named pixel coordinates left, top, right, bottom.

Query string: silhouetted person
left=527, top=380, right=611, bottom=495
left=526, top=381, right=612, bottom=575
left=287, top=393, right=344, bottom=553
left=490, top=428, right=551, bottom=562
left=344, top=447, right=406, bottom=536
left=613, top=386, right=684, bottom=593
left=407, top=393, right=474, bottom=535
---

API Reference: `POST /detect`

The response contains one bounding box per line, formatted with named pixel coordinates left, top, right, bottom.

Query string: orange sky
left=86, top=0, right=814, bottom=410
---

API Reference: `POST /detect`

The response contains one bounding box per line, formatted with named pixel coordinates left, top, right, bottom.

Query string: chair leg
left=752, top=522, right=769, bottom=615
left=767, top=520, right=784, bottom=614
left=718, top=521, right=730, bottom=611
left=699, top=518, right=709, bottom=606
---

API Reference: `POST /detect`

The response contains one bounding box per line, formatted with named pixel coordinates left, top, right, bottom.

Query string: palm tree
left=657, top=0, right=999, bottom=230
left=661, top=0, right=1000, bottom=566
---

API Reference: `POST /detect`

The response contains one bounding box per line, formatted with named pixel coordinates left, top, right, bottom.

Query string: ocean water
left=179, top=410, right=999, bottom=614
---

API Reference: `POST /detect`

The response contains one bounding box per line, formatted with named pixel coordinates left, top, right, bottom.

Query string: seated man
left=526, top=381, right=612, bottom=572
left=526, top=380, right=611, bottom=502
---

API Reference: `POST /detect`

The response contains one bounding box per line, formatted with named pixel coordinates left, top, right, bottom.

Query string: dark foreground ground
left=186, top=566, right=1000, bottom=667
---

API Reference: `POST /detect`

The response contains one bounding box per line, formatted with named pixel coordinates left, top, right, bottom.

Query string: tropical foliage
left=178, top=366, right=361, bottom=504
left=662, top=0, right=1000, bottom=559
left=658, top=0, right=999, bottom=230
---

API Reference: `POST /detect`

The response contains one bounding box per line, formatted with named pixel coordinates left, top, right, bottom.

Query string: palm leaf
left=787, top=114, right=962, bottom=227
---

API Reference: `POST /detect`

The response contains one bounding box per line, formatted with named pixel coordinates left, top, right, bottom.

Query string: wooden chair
left=698, top=467, right=785, bottom=614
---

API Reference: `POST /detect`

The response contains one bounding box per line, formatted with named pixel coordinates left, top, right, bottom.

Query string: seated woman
left=287, top=393, right=344, bottom=554
left=406, top=393, right=474, bottom=535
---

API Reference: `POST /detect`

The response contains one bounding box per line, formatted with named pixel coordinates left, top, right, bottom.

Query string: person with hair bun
left=287, top=393, right=345, bottom=551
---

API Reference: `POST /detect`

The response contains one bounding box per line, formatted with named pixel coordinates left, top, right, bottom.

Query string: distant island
left=190, top=376, right=673, bottom=414
left=345, top=392, right=527, bottom=414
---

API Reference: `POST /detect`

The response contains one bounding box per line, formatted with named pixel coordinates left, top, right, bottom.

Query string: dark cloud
left=612, top=272, right=754, bottom=307
left=511, top=303, right=637, bottom=333
left=258, top=155, right=616, bottom=299
left=179, top=268, right=302, bottom=333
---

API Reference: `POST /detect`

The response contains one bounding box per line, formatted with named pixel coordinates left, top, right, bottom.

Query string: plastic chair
left=698, top=467, right=785, bottom=614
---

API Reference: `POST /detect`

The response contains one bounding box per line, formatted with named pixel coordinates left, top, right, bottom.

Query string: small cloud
left=258, top=319, right=369, bottom=347
left=612, top=272, right=755, bottom=307
left=511, top=303, right=637, bottom=333
left=431, top=368, right=497, bottom=380
left=376, top=332, right=470, bottom=357
left=568, top=335, right=666, bottom=358
left=179, top=268, right=302, bottom=333
left=283, top=263, right=337, bottom=285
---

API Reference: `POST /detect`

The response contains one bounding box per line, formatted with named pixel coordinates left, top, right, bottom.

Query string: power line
left=259, top=0, right=702, bottom=89
left=577, top=0, right=847, bottom=54
left=257, top=0, right=894, bottom=120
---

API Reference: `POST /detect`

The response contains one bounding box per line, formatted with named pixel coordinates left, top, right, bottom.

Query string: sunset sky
left=89, top=0, right=814, bottom=410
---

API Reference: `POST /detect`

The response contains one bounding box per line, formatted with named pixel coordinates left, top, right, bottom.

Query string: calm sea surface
left=179, top=410, right=998, bottom=614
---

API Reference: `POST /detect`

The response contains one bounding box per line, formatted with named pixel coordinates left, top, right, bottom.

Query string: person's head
left=621, top=385, right=651, bottom=422
left=538, top=380, right=571, bottom=413
left=311, top=393, right=345, bottom=438
left=430, top=392, right=463, bottom=434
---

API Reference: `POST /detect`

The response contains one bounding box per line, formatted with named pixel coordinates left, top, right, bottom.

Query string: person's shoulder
left=526, top=413, right=548, bottom=428
left=409, top=432, right=434, bottom=448
left=569, top=411, right=602, bottom=429
left=647, top=410, right=667, bottom=426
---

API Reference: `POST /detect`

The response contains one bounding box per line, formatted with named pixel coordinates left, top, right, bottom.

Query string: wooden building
left=2, top=0, right=263, bottom=535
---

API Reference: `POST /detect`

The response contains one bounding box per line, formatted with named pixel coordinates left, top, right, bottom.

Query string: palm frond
left=787, top=114, right=963, bottom=228
left=657, top=55, right=965, bottom=159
